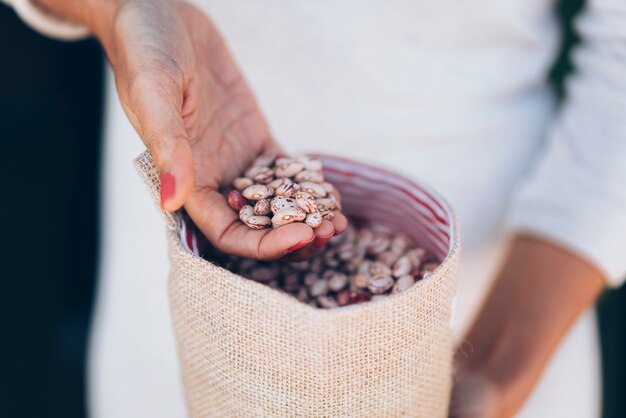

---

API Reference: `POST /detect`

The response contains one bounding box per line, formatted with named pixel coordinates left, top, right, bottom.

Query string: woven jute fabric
left=135, top=151, right=459, bottom=418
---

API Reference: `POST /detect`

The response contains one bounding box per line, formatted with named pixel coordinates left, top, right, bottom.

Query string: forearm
left=32, top=0, right=124, bottom=47
left=460, top=234, right=604, bottom=417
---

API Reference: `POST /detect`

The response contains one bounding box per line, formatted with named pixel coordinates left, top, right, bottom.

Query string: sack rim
left=155, top=152, right=460, bottom=318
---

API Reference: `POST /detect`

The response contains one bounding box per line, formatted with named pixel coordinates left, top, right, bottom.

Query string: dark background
left=0, top=1, right=623, bottom=417
left=0, top=4, right=102, bottom=417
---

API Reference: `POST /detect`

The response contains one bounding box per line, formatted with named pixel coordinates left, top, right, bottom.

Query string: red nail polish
left=160, top=172, right=176, bottom=209
left=286, top=238, right=314, bottom=254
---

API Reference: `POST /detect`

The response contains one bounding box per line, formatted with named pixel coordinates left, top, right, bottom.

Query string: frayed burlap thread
left=135, top=151, right=459, bottom=418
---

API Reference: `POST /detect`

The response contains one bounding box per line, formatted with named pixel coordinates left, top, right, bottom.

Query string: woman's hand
left=37, top=0, right=346, bottom=259
left=449, top=234, right=604, bottom=418
left=449, top=371, right=502, bottom=418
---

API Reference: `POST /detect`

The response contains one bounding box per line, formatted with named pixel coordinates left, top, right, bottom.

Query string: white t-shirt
left=8, top=0, right=626, bottom=416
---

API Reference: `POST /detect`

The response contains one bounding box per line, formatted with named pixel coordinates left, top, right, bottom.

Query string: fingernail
left=160, top=172, right=176, bottom=209
left=313, top=234, right=334, bottom=249
left=285, top=237, right=314, bottom=254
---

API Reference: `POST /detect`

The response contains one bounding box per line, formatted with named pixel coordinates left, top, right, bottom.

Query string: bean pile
left=215, top=222, right=439, bottom=308
left=227, top=154, right=341, bottom=229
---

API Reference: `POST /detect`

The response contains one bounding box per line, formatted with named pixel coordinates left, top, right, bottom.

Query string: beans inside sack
left=227, top=154, right=341, bottom=229
left=211, top=222, right=440, bottom=308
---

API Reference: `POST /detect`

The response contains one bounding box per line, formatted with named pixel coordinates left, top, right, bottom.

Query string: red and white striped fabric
left=318, top=154, right=454, bottom=261
left=181, top=155, right=456, bottom=263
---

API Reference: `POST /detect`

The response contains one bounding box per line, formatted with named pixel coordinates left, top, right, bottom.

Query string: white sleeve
left=507, top=0, right=626, bottom=287
left=2, top=0, right=89, bottom=40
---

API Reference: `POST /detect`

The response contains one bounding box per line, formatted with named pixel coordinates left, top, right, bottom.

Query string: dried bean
left=271, top=207, right=307, bottom=226
left=356, top=259, right=371, bottom=271
left=390, top=234, right=410, bottom=255
left=367, top=235, right=390, bottom=255
left=228, top=190, right=248, bottom=211
left=348, top=291, right=372, bottom=305
left=392, top=255, right=413, bottom=277
left=275, top=182, right=300, bottom=197
left=369, top=261, right=392, bottom=277
left=325, top=254, right=341, bottom=268
left=336, top=289, right=351, bottom=306
left=249, top=266, right=278, bottom=282
left=350, top=271, right=371, bottom=289
left=406, top=248, right=427, bottom=270
left=392, top=274, right=416, bottom=294
left=310, top=257, right=324, bottom=273
left=253, top=153, right=276, bottom=167
left=295, top=191, right=319, bottom=213
left=275, top=157, right=296, bottom=167
left=315, top=198, right=336, bottom=211
left=283, top=273, right=301, bottom=292
left=254, top=199, right=271, bottom=216
left=244, top=165, right=268, bottom=179
left=243, top=215, right=272, bottom=230
left=328, top=272, right=348, bottom=292
left=276, top=162, right=305, bottom=177
left=376, top=250, right=400, bottom=267
left=295, top=170, right=324, bottom=183
left=337, top=243, right=357, bottom=261
left=268, top=177, right=292, bottom=190
left=270, top=196, right=297, bottom=214
left=356, top=228, right=374, bottom=249
left=253, top=167, right=275, bottom=184
left=242, top=184, right=274, bottom=200
left=299, top=182, right=327, bottom=198
left=303, top=273, right=318, bottom=287
left=368, top=275, right=394, bottom=294
left=317, top=295, right=338, bottom=309
left=290, top=261, right=310, bottom=272
left=233, top=177, right=254, bottom=191
left=238, top=258, right=257, bottom=271
left=299, top=156, right=323, bottom=171
left=305, top=212, right=323, bottom=228
left=239, top=205, right=254, bottom=221
left=421, top=261, right=439, bottom=273
left=321, top=182, right=336, bottom=194
left=322, top=270, right=336, bottom=281
left=343, top=258, right=360, bottom=273
left=296, top=287, right=309, bottom=302
left=309, top=279, right=329, bottom=297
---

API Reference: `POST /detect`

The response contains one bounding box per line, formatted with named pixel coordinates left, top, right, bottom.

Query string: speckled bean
left=242, top=184, right=274, bottom=200
left=271, top=207, right=307, bottom=226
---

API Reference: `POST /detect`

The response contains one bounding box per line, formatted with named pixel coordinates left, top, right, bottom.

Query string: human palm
left=105, top=0, right=345, bottom=259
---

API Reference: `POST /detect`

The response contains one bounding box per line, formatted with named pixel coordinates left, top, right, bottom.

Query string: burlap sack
left=135, top=151, right=459, bottom=418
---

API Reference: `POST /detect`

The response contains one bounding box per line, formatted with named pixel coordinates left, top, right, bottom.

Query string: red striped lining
left=319, top=156, right=452, bottom=260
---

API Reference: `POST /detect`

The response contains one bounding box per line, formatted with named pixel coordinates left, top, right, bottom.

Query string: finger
left=125, top=75, right=194, bottom=211
left=283, top=245, right=320, bottom=261
left=312, top=220, right=335, bottom=249
left=330, top=212, right=348, bottom=235
left=186, top=188, right=315, bottom=260
left=290, top=212, right=349, bottom=258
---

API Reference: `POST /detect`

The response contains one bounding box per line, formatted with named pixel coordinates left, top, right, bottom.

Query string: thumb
left=124, top=75, right=194, bottom=211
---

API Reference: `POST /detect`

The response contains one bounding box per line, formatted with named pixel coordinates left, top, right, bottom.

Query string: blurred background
left=0, top=1, right=623, bottom=417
